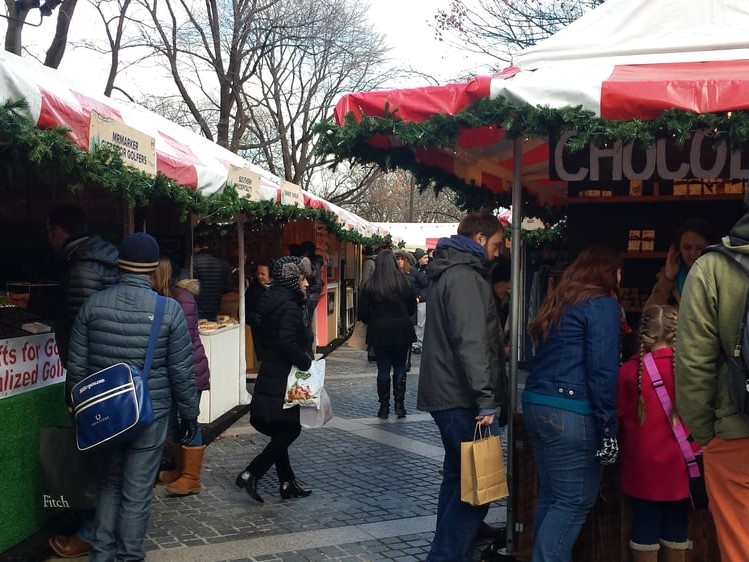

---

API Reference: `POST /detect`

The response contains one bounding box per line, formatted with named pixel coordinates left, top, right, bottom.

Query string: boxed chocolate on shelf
left=673, top=181, right=689, bottom=196
left=629, top=180, right=643, bottom=196
left=627, top=230, right=641, bottom=252
left=641, top=229, right=655, bottom=252
left=726, top=180, right=746, bottom=194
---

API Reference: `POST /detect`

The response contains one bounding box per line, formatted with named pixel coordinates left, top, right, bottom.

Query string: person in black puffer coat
left=235, top=256, right=314, bottom=503
left=192, top=235, right=234, bottom=321
left=359, top=250, right=417, bottom=419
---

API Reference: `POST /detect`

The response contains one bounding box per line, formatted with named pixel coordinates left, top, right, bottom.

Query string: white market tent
left=329, top=0, right=749, bottom=555
left=372, top=222, right=458, bottom=250
left=0, top=49, right=390, bottom=240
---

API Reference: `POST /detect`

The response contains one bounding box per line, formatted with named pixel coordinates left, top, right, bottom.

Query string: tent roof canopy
left=0, top=50, right=390, bottom=243
left=322, top=0, right=749, bottom=210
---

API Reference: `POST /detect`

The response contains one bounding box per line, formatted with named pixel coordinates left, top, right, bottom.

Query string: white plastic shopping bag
left=300, top=387, right=334, bottom=428
left=283, top=359, right=326, bottom=409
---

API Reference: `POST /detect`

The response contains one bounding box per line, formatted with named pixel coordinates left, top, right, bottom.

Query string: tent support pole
left=504, top=137, right=523, bottom=556
left=237, top=213, right=250, bottom=404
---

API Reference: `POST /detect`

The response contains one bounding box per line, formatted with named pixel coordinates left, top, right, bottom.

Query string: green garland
left=314, top=95, right=749, bottom=225
left=0, top=98, right=391, bottom=247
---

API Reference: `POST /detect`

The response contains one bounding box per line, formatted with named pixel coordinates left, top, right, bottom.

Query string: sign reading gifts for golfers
left=550, top=130, right=749, bottom=182
left=89, top=111, right=157, bottom=177
left=227, top=165, right=262, bottom=201
left=0, top=334, right=65, bottom=400
left=281, top=181, right=303, bottom=207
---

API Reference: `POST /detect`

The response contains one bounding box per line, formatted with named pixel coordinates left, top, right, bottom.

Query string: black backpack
left=702, top=244, right=749, bottom=425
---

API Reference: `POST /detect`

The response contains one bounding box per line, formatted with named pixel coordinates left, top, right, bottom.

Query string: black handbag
left=39, top=426, right=99, bottom=510
left=688, top=454, right=709, bottom=510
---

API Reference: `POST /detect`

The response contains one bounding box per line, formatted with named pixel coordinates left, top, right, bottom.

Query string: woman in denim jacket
left=522, top=245, right=622, bottom=562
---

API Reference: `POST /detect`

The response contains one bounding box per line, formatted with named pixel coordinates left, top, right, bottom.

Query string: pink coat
left=617, top=348, right=697, bottom=501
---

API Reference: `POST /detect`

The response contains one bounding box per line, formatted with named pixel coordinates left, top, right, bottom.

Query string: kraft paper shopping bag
left=460, top=424, right=509, bottom=506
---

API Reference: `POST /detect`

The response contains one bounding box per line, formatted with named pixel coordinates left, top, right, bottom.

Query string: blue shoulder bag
left=71, top=296, right=166, bottom=451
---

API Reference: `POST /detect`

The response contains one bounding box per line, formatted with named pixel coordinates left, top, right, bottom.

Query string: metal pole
left=237, top=213, right=249, bottom=403
left=504, top=137, right=523, bottom=557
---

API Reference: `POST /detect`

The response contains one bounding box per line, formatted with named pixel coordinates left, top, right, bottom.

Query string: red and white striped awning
left=0, top=50, right=388, bottom=239
left=333, top=0, right=749, bottom=206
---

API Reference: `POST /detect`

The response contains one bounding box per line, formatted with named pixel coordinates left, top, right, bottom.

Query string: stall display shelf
left=198, top=323, right=241, bottom=424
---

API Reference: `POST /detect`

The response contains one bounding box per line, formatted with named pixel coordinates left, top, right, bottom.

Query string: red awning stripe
left=601, top=60, right=749, bottom=119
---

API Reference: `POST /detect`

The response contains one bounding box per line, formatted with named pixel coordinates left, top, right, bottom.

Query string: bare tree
left=239, top=0, right=392, bottom=187
left=4, top=0, right=78, bottom=67
left=432, top=0, right=604, bottom=70
left=328, top=169, right=463, bottom=223
left=130, top=0, right=284, bottom=149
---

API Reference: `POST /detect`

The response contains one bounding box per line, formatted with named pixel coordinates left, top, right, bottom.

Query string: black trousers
left=248, top=421, right=302, bottom=482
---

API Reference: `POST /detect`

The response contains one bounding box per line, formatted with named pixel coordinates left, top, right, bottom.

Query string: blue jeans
left=522, top=401, right=602, bottom=562
left=428, top=408, right=499, bottom=562
left=90, top=417, right=168, bottom=562
left=168, top=390, right=202, bottom=446
left=629, top=498, right=690, bottom=545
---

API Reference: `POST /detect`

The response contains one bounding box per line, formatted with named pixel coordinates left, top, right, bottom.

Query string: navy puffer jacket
left=66, top=274, right=199, bottom=422
left=56, top=235, right=119, bottom=365
left=172, top=279, right=210, bottom=391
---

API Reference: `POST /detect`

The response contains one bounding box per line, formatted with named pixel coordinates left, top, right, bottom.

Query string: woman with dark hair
left=359, top=249, right=417, bottom=419
left=235, top=256, right=313, bottom=503
left=644, top=217, right=715, bottom=308
left=523, top=244, right=623, bottom=562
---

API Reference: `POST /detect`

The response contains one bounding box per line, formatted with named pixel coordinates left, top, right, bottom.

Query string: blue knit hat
left=119, top=233, right=159, bottom=274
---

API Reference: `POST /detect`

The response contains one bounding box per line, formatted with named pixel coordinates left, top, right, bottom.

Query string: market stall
left=0, top=47, right=390, bottom=554
left=321, top=0, right=749, bottom=559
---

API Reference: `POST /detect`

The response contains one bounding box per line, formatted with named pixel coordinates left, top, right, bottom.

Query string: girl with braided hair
left=617, top=304, right=699, bottom=562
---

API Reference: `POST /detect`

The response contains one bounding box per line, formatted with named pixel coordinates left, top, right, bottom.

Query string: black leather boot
left=279, top=480, right=312, bottom=499
left=235, top=470, right=264, bottom=503
left=394, top=374, right=407, bottom=418
left=394, top=401, right=407, bottom=418
left=377, top=380, right=390, bottom=419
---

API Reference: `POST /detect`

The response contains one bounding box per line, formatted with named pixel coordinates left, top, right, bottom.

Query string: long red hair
left=529, top=245, right=621, bottom=345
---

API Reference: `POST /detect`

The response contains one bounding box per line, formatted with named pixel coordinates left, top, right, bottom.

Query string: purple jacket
left=173, top=279, right=210, bottom=391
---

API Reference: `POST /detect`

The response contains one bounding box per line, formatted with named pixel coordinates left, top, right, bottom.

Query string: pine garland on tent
left=0, top=98, right=391, bottom=246
left=314, top=94, right=749, bottom=224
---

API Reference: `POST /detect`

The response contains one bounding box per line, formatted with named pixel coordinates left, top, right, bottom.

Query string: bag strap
left=642, top=353, right=700, bottom=478
left=142, top=296, right=166, bottom=381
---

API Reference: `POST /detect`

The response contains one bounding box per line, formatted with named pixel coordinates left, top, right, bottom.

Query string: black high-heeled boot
left=279, top=480, right=312, bottom=499
left=235, top=470, right=264, bottom=503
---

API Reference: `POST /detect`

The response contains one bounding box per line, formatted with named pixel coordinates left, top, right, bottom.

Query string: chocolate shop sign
left=550, top=130, right=749, bottom=182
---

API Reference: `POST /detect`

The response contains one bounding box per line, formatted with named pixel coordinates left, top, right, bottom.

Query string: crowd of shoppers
left=23, top=202, right=748, bottom=561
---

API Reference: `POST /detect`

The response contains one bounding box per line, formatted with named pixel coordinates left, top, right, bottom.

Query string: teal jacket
left=675, top=212, right=749, bottom=446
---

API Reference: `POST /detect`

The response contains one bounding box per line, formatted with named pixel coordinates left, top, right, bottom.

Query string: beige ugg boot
left=630, top=540, right=660, bottom=562
left=659, top=539, right=691, bottom=562
left=166, top=446, right=205, bottom=496
left=158, top=442, right=183, bottom=484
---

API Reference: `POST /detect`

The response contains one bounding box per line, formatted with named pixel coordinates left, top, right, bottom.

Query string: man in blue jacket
left=417, top=211, right=507, bottom=562
left=66, top=233, right=200, bottom=562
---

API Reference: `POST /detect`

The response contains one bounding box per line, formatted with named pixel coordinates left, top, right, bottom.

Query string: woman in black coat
left=358, top=250, right=417, bottom=419
left=235, top=256, right=313, bottom=503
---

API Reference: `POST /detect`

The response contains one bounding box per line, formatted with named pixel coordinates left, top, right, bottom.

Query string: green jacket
left=675, top=213, right=749, bottom=446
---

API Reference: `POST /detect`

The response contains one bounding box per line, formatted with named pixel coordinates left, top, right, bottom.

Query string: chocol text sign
left=550, top=130, right=749, bottom=182
left=89, top=111, right=157, bottom=176
left=0, top=335, right=66, bottom=400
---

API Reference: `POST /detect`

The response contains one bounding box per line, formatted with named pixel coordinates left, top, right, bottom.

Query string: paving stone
left=137, top=346, right=510, bottom=562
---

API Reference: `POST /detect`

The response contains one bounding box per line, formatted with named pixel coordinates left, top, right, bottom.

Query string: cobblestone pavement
left=47, top=345, right=508, bottom=562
